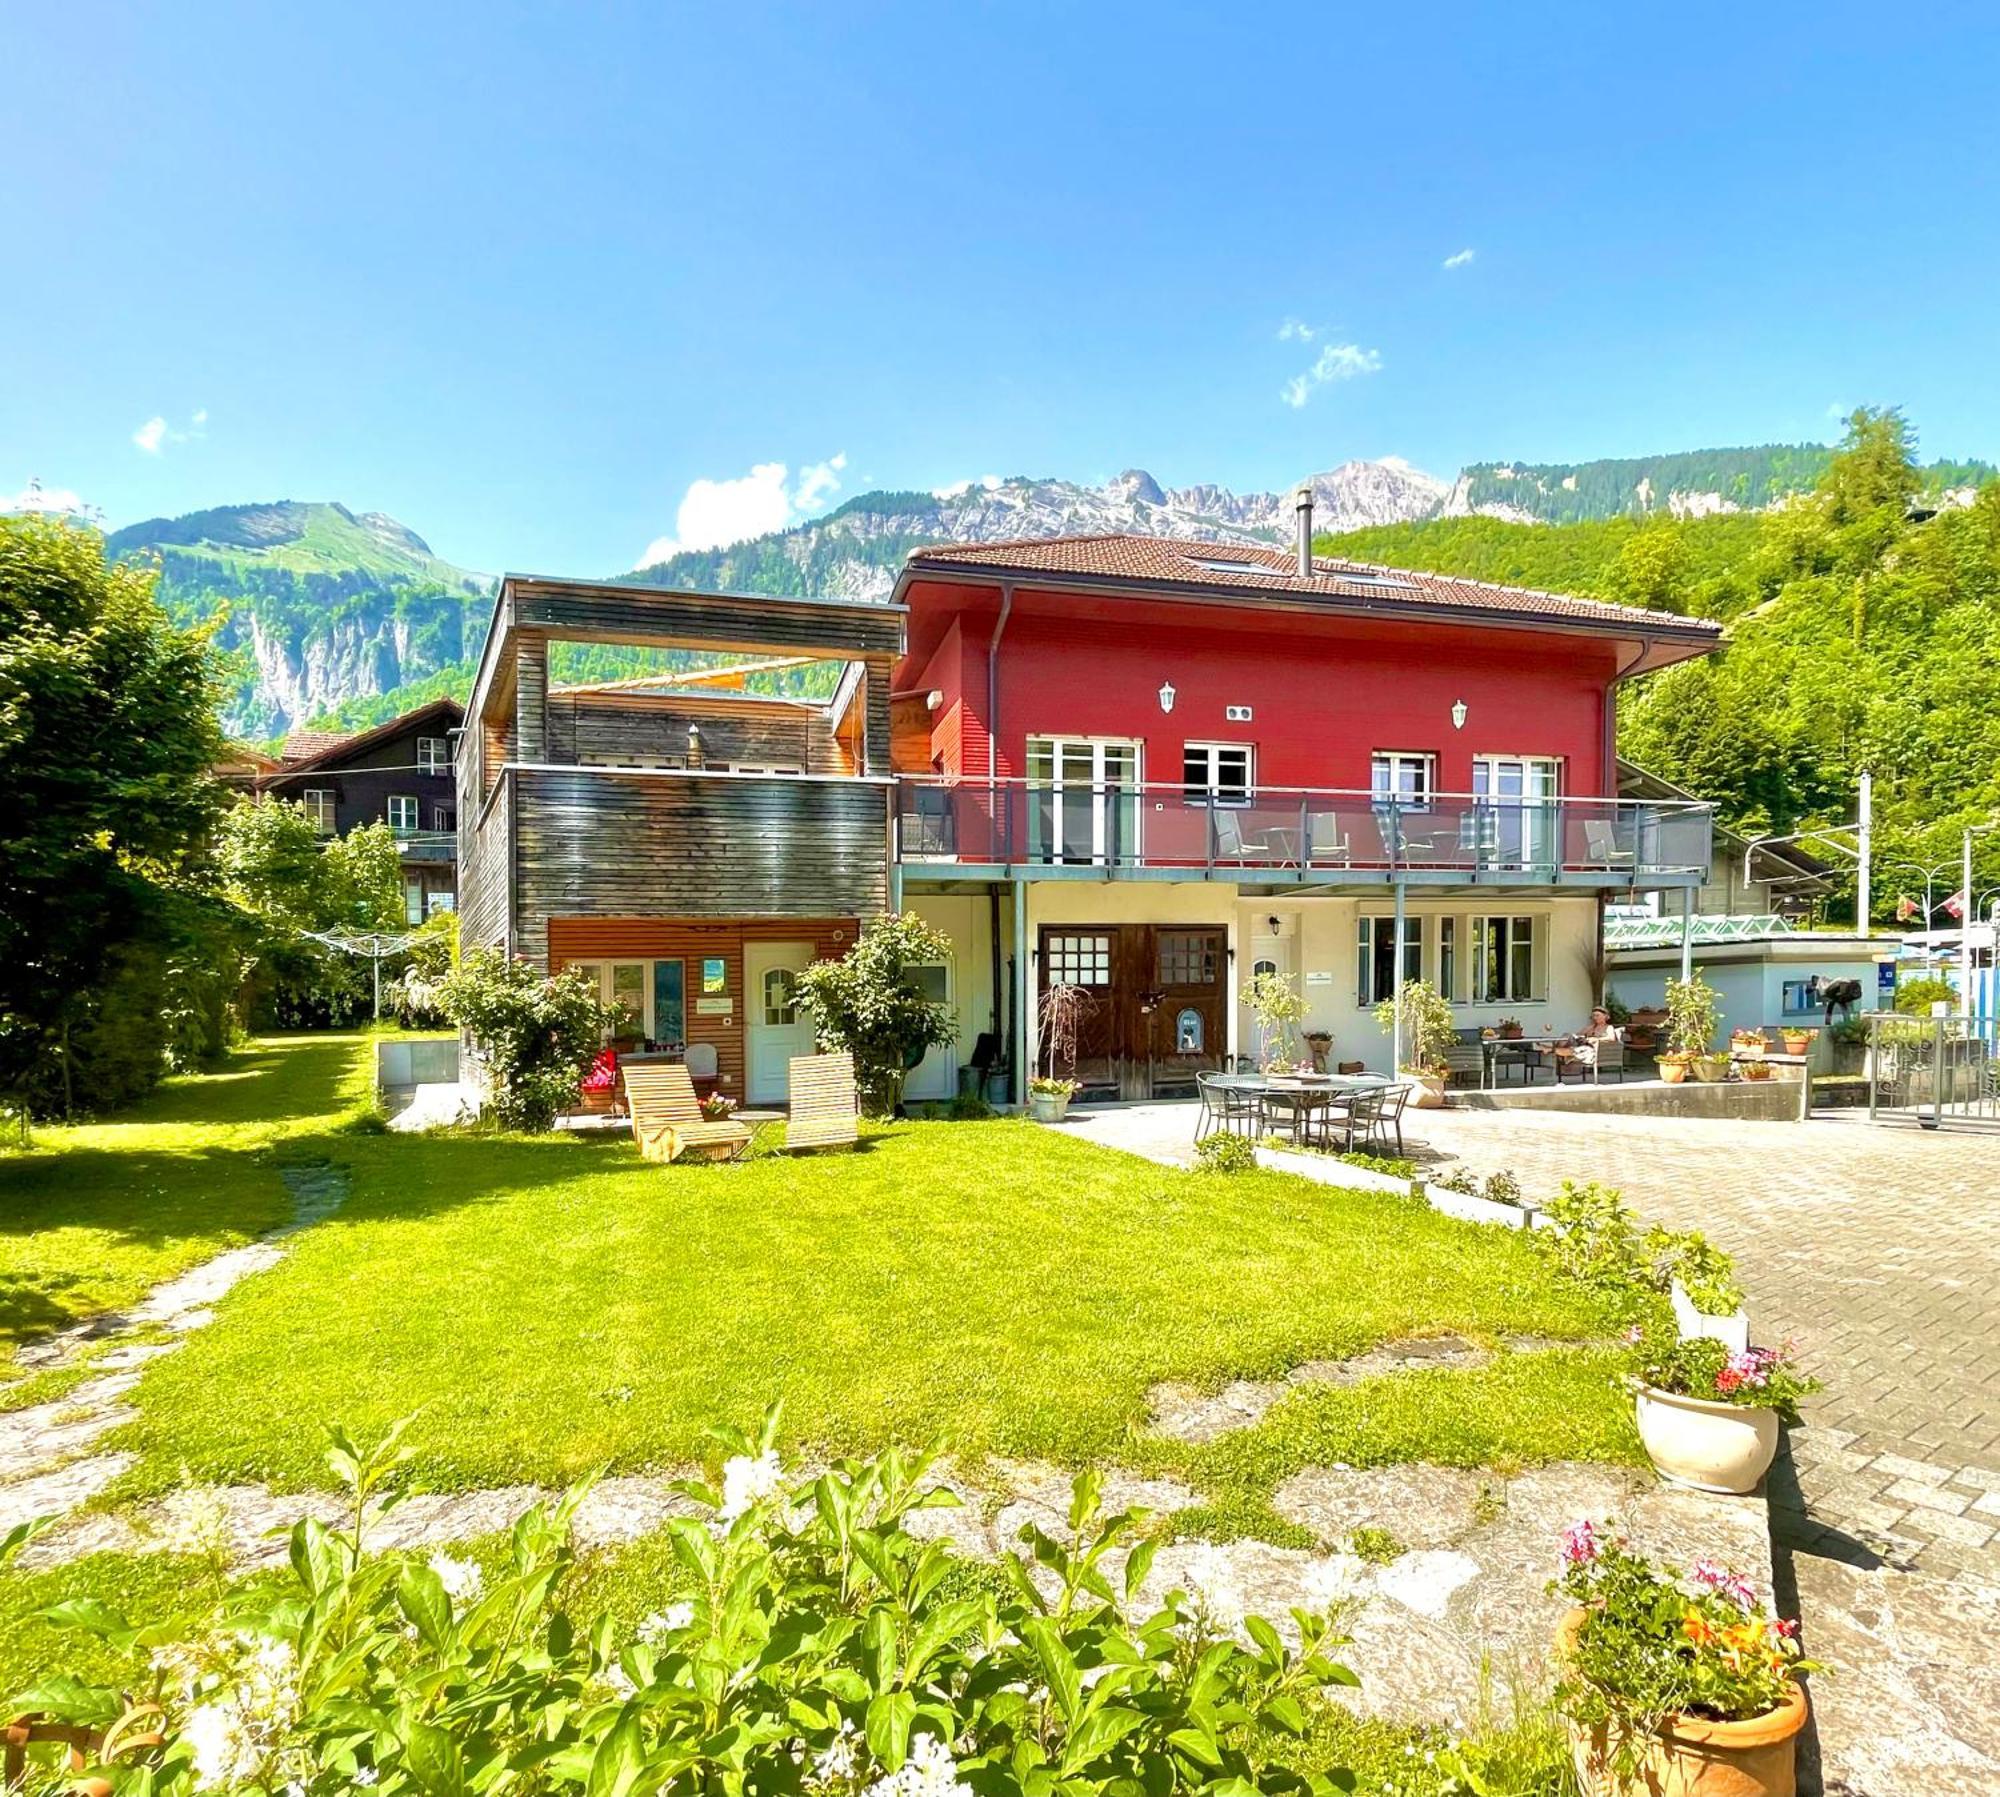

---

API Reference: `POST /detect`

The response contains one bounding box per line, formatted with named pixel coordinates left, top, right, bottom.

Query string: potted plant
left=1030, top=981, right=1095, bottom=1122
left=1656, top=1050, right=1692, bottom=1085
left=1741, top=1057, right=1774, bottom=1081
left=1731, top=1029, right=1767, bottom=1057
left=1303, top=1029, right=1333, bottom=1073
left=1551, top=1521, right=1814, bottom=1794
left=1496, top=1015, right=1525, bottom=1040
left=1374, top=977, right=1456, bottom=1107
left=699, top=1092, right=739, bottom=1122
left=1650, top=1227, right=1750, bottom=1352
left=1664, top=973, right=1724, bottom=1085
left=1626, top=1325, right=1818, bottom=1494
left=1779, top=1025, right=1816, bottom=1057
left=1243, top=968, right=1308, bottom=1073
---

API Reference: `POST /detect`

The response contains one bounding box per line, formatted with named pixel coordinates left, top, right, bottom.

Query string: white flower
left=812, top=1718, right=860, bottom=1783
left=183, top=1704, right=245, bottom=1791
left=1301, top=1553, right=1366, bottom=1611
left=717, top=1449, right=785, bottom=1523
left=428, top=1553, right=485, bottom=1603
left=1182, top=1543, right=1245, bottom=1630
left=861, top=1734, right=973, bottom=1797
left=601, top=1664, right=637, bottom=1699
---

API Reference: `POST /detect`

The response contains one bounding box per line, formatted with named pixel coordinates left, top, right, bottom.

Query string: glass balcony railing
left=893, top=778, right=1712, bottom=882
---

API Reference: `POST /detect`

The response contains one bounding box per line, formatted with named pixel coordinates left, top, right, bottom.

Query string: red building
left=888, top=496, right=1720, bottom=1100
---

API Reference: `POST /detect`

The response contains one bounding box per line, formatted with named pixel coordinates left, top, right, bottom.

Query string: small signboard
left=695, top=997, right=734, bottom=1017
left=1305, top=970, right=1333, bottom=987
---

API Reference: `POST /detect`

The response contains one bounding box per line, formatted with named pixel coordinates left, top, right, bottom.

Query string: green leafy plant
left=1336, top=1151, right=1418, bottom=1181
left=1551, top=1521, right=1814, bottom=1778
left=1373, top=979, right=1456, bottom=1077
left=1343, top=1527, right=1403, bottom=1566
left=1644, top=1227, right=1743, bottom=1316
left=1243, top=970, right=1308, bottom=1071
left=1194, top=1131, right=1259, bottom=1174
left=1892, top=974, right=1957, bottom=1015
left=1662, top=974, right=1720, bottom=1059
left=19, top=1413, right=1364, bottom=1797
left=793, top=912, right=959, bottom=1116
left=1627, top=1325, right=1819, bottom=1422
left=438, top=949, right=617, bottom=1131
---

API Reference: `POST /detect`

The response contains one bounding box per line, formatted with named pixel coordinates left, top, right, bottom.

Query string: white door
left=903, top=961, right=956, bottom=1101
left=745, top=941, right=816, bottom=1103
left=1242, top=932, right=1296, bottom=1068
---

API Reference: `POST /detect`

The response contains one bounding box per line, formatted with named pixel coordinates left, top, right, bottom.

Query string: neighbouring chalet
left=455, top=492, right=1724, bottom=1105
left=255, top=698, right=465, bottom=923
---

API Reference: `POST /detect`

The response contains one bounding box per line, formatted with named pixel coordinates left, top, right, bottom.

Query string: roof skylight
left=1186, top=555, right=1278, bottom=576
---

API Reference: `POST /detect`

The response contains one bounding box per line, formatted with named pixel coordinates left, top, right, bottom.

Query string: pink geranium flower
left=1560, top=1519, right=1602, bottom=1567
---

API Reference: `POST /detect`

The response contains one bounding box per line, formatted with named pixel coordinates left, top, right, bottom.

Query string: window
left=417, top=736, right=450, bottom=774
left=1473, top=757, right=1562, bottom=868
left=610, top=963, right=646, bottom=1035
left=729, top=764, right=803, bottom=776
left=701, top=956, right=728, bottom=995
left=403, top=875, right=424, bottom=925
left=1438, top=917, right=1458, bottom=1003
left=300, top=789, right=336, bottom=834
left=1026, top=737, right=1140, bottom=864
left=653, top=960, right=685, bottom=1047
left=762, top=968, right=799, bottom=1026
left=1182, top=742, right=1254, bottom=806
left=387, top=795, right=419, bottom=835
left=434, top=807, right=456, bottom=832
left=1045, top=934, right=1111, bottom=986
left=1370, top=753, right=1435, bottom=805
left=1157, top=931, right=1219, bottom=986
left=1357, top=915, right=1424, bottom=1005
left=1252, top=956, right=1278, bottom=982
left=1472, top=915, right=1539, bottom=1003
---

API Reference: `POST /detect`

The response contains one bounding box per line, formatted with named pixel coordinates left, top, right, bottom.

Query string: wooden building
left=455, top=575, right=905, bottom=1102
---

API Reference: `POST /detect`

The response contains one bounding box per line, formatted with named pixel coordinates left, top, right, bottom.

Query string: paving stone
left=1272, top=1464, right=1489, bottom=1549
left=1887, top=1478, right=1973, bottom=1514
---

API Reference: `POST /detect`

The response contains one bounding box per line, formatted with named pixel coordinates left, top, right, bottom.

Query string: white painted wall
left=904, top=892, right=998, bottom=1101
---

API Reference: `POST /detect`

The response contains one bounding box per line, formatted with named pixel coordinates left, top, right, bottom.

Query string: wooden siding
left=546, top=692, right=844, bottom=774
left=547, top=916, right=858, bottom=1098
left=510, top=770, right=890, bottom=969
left=458, top=767, right=513, bottom=952
left=890, top=695, right=935, bottom=771
left=515, top=633, right=548, bottom=761
left=510, top=581, right=905, bottom=659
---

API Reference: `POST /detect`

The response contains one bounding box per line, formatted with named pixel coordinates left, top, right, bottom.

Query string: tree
left=1817, top=407, right=1920, bottom=526
left=792, top=913, right=958, bottom=1115
left=0, top=516, right=227, bottom=1117
left=440, top=950, right=614, bottom=1131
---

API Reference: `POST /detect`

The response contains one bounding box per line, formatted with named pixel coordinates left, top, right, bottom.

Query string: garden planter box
left=1557, top=1608, right=1807, bottom=1796
left=1422, top=1184, right=1540, bottom=1230
left=1671, top=1281, right=1750, bottom=1353
left=1632, top=1382, right=1779, bottom=1494
left=1254, top=1145, right=1415, bottom=1197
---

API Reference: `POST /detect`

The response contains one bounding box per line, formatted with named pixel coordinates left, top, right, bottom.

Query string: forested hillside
left=1322, top=411, right=2000, bottom=918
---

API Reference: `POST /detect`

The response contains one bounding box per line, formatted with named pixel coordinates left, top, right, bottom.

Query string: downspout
left=987, top=580, right=1014, bottom=784
left=1604, top=642, right=1648, bottom=793
left=988, top=581, right=1017, bottom=1096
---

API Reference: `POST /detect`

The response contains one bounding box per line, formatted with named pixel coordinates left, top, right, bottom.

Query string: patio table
left=1207, top=1072, right=1393, bottom=1145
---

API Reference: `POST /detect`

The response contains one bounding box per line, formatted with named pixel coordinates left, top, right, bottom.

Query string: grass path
left=0, top=1035, right=370, bottom=1367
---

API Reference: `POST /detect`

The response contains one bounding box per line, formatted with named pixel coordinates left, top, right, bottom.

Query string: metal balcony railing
left=893, top=778, right=1712, bottom=882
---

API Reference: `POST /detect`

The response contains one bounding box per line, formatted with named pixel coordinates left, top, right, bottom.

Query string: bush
left=439, top=950, right=615, bottom=1130
left=1336, top=1151, right=1418, bottom=1181
left=21, top=1413, right=1362, bottom=1797
left=793, top=913, right=958, bottom=1116
left=1194, top=1131, right=1260, bottom=1174
left=1372, top=978, right=1455, bottom=1075
left=1892, top=974, right=1956, bottom=1015
left=1662, top=974, right=1720, bottom=1058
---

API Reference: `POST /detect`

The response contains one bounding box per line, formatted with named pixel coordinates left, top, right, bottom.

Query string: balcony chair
left=1443, top=1040, right=1486, bottom=1089
left=1212, top=810, right=1273, bottom=864
left=787, top=1051, right=860, bottom=1153
left=1582, top=820, right=1637, bottom=873
left=1306, top=813, right=1352, bottom=866
left=1345, top=1083, right=1409, bottom=1157
left=1559, top=1033, right=1627, bottom=1083
left=625, top=1062, right=752, bottom=1163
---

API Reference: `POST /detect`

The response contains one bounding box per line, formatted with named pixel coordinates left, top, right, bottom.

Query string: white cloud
left=1, top=479, right=87, bottom=516
left=634, top=452, right=848, bottom=569
left=1280, top=342, right=1382, bottom=409
left=132, top=408, right=208, bottom=454
left=1277, top=318, right=1316, bottom=342
left=932, top=474, right=1002, bottom=501
left=1442, top=248, right=1476, bottom=270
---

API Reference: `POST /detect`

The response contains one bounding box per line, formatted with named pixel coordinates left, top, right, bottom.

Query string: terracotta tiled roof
left=280, top=729, right=353, bottom=763
left=903, top=534, right=1719, bottom=636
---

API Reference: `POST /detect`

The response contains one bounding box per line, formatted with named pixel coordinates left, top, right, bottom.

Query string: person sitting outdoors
left=1562, top=1006, right=1622, bottom=1072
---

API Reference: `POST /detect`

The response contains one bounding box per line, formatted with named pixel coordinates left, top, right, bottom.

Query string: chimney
left=1294, top=482, right=1315, bottom=577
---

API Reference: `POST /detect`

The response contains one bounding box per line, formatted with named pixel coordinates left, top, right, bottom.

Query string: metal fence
left=1866, top=1011, right=2000, bottom=1129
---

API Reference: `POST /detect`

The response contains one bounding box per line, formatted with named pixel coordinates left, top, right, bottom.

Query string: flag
left=1943, top=891, right=1966, bottom=920
left=1895, top=894, right=1919, bottom=922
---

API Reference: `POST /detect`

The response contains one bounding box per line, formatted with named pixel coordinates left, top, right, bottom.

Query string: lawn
left=101, top=1040, right=1631, bottom=1502
left=0, top=1034, right=372, bottom=1365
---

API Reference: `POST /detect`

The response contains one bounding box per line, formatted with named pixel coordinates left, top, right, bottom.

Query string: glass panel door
left=1474, top=756, right=1560, bottom=871
left=1026, top=737, right=1140, bottom=865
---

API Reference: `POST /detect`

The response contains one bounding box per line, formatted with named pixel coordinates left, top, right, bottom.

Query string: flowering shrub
left=1550, top=1521, right=1814, bottom=1773
left=14, top=1412, right=1361, bottom=1797
left=439, top=950, right=618, bottom=1131
left=1628, top=1326, right=1820, bottom=1421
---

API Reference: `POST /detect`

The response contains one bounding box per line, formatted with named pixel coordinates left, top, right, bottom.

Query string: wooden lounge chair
left=787, top=1051, right=859, bottom=1152
left=624, top=1061, right=751, bottom=1163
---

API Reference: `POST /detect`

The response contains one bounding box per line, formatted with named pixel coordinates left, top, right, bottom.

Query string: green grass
left=0, top=1035, right=371, bottom=1364
left=107, top=1085, right=1624, bottom=1496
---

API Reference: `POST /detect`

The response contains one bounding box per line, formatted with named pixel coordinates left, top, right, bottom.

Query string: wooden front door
left=1039, top=924, right=1227, bottom=1098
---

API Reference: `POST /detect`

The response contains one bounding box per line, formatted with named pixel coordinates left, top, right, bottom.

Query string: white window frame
left=299, top=789, right=336, bottom=834
left=1182, top=741, right=1254, bottom=806
left=386, top=795, right=420, bottom=835
left=1473, top=755, right=1563, bottom=869
left=1357, top=914, right=1425, bottom=1005
left=1471, top=913, right=1542, bottom=1004
left=416, top=736, right=450, bottom=774
left=1025, top=735, right=1142, bottom=865
left=403, top=875, right=425, bottom=925
left=1370, top=751, right=1436, bottom=805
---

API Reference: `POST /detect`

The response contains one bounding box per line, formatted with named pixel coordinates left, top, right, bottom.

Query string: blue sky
left=4, top=1, right=1998, bottom=576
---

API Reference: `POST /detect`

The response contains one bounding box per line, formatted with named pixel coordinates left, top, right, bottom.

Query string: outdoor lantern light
left=1451, top=699, right=1468, bottom=730
left=1159, top=680, right=1177, bottom=713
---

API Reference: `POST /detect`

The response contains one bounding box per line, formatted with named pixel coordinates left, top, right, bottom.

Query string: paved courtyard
left=1049, top=1100, right=2000, bottom=1796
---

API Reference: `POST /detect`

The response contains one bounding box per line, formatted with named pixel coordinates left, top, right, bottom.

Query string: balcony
left=893, top=778, right=1712, bottom=889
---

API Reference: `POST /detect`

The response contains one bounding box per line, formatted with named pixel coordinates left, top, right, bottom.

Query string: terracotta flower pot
left=1659, top=1058, right=1691, bottom=1085
left=1557, top=1609, right=1808, bottom=1796
left=1780, top=1032, right=1812, bottom=1056
left=1633, top=1382, right=1779, bottom=1494
left=1742, top=1060, right=1773, bottom=1081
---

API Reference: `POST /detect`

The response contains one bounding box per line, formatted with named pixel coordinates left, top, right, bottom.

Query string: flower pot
left=1671, top=1281, right=1751, bottom=1354
left=1741, top=1060, right=1773, bottom=1082
left=1689, top=1055, right=1730, bottom=1083
left=1779, top=1032, right=1812, bottom=1057
left=1557, top=1608, right=1808, bottom=1796
left=1659, top=1058, right=1691, bottom=1085
left=1027, top=1090, right=1071, bottom=1123
left=1405, top=1072, right=1446, bottom=1110
left=1633, top=1382, right=1779, bottom=1494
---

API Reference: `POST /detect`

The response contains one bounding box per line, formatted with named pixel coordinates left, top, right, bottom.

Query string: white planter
left=1404, top=1073, right=1446, bottom=1110
left=1671, top=1280, right=1751, bottom=1353
left=1424, top=1185, right=1537, bottom=1230
left=1254, top=1146, right=1416, bottom=1196
left=1028, top=1091, right=1071, bottom=1123
left=1633, top=1383, right=1779, bottom=1494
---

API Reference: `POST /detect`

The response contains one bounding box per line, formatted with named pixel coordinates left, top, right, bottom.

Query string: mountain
left=104, top=501, right=493, bottom=738
left=103, top=438, right=1995, bottom=735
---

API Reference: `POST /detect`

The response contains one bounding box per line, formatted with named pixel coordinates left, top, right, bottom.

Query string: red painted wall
left=895, top=582, right=1619, bottom=797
